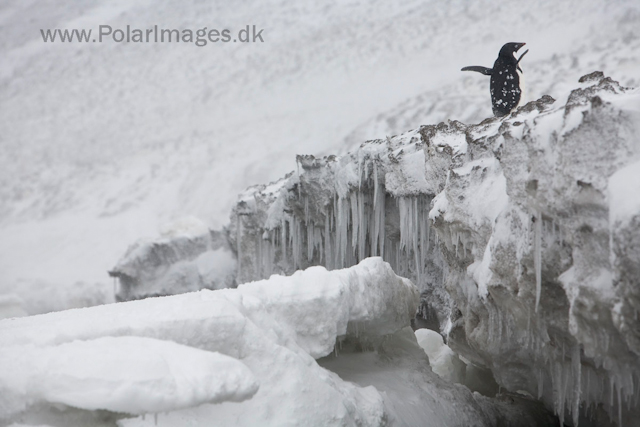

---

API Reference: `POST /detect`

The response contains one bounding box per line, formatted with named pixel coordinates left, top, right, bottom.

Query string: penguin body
left=462, top=42, right=528, bottom=117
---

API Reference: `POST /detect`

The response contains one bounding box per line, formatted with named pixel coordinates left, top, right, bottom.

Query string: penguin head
left=499, top=42, right=526, bottom=60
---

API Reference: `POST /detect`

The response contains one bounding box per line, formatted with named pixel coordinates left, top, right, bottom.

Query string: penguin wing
left=461, top=66, right=493, bottom=75
left=516, top=49, right=529, bottom=73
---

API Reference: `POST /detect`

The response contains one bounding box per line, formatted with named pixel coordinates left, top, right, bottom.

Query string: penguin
left=461, top=42, right=529, bottom=117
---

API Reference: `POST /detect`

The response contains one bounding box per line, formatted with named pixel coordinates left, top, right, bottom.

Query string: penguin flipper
left=461, top=66, right=493, bottom=76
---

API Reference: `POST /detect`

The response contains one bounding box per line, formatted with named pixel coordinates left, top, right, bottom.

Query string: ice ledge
left=227, top=72, right=640, bottom=426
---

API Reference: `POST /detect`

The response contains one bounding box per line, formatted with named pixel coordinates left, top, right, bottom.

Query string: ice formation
left=2, top=257, right=557, bottom=426
left=229, top=73, right=640, bottom=426
left=109, top=217, right=236, bottom=301
left=415, top=328, right=466, bottom=384
left=0, top=258, right=412, bottom=425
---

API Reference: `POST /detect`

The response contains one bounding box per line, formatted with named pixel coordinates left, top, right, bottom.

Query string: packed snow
left=0, top=336, right=259, bottom=415
left=0, top=258, right=416, bottom=425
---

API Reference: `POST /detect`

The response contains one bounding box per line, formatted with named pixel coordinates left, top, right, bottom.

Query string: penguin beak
left=517, top=43, right=526, bottom=52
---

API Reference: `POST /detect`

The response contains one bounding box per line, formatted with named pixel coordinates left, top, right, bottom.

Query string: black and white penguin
left=461, top=42, right=529, bottom=117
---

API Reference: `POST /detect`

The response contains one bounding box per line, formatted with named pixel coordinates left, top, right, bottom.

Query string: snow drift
left=0, top=336, right=259, bottom=415
left=0, top=258, right=415, bottom=425
left=224, top=72, right=640, bottom=426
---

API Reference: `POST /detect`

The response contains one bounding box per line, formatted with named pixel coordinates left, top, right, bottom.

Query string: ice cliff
left=222, top=72, right=640, bottom=426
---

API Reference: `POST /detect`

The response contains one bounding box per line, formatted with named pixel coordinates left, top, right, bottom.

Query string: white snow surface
left=0, top=336, right=259, bottom=415
left=0, top=257, right=419, bottom=425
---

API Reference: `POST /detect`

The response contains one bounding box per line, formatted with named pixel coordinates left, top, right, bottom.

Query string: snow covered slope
left=229, top=73, right=640, bottom=426
left=2, top=0, right=640, bottom=313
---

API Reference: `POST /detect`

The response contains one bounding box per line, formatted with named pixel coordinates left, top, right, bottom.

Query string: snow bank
left=0, top=336, right=258, bottom=415
left=0, top=257, right=417, bottom=425
left=238, top=257, right=419, bottom=358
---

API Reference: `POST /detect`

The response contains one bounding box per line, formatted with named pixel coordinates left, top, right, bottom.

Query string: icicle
left=426, top=212, right=431, bottom=252
left=413, top=197, right=419, bottom=277
left=317, top=226, right=324, bottom=265
left=534, top=210, right=542, bottom=313
left=538, top=368, right=544, bottom=399
left=618, top=382, right=623, bottom=427
left=350, top=192, right=359, bottom=254
left=324, top=209, right=331, bottom=270
left=290, top=217, right=298, bottom=270
left=237, top=215, right=243, bottom=276
left=357, top=192, right=365, bottom=260
left=571, top=344, right=581, bottom=427
left=377, top=178, right=385, bottom=258
left=526, top=310, right=531, bottom=348
left=282, top=217, right=289, bottom=270
left=555, top=358, right=566, bottom=426
left=610, top=377, right=615, bottom=411
left=307, top=221, right=314, bottom=261
left=296, top=159, right=301, bottom=199
left=498, top=309, right=503, bottom=345
left=373, top=160, right=379, bottom=206
left=586, top=367, right=591, bottom=406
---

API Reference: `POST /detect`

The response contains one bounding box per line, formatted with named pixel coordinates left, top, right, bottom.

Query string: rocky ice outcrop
left=109, top=217, right=236, bottom=301
left=230, top=73, right=640, bottom=426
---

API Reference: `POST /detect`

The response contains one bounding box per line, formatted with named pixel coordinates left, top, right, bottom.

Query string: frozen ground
left=1, top=0, right=640, bottom=313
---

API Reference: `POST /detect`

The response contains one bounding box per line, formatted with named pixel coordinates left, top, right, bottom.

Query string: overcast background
left=1, top=0, right=639, bottom=314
